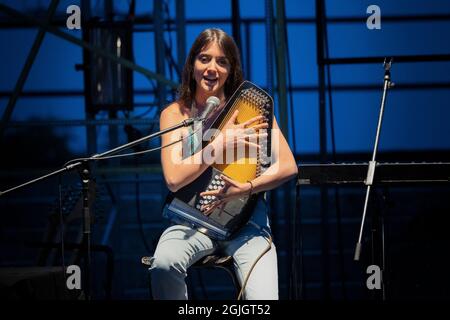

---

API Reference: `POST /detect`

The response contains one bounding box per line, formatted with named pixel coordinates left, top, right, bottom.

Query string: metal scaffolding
left=1, top=0, right=450, bottom=300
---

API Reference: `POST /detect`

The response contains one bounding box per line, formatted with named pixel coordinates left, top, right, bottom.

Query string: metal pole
left=274, top=0, right=297, bottom=299
left=264, top=0, right=279, bottom=297
left=274, top=0, right=289, bottom=139
left=0, top=0, right=59, bottom=141
left=231, top=0, right=242, bottom=52
left=80, top=0, right=97, bottom=157
left=315, top=0, right=331, bottom=299
left=244, top=21, right=251, bottom=80
left=265, top=0, right=274, bottom=97
left=154, top=0, right=167, bottom=108
left=0, top=4, right=177, bottom=89
left=175, top=0, right=186, bottom=71
left=354, top=59, right=394, bottom=262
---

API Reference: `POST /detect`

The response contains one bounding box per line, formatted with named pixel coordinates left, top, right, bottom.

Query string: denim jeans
left=149, top=197, right=279, bottom=300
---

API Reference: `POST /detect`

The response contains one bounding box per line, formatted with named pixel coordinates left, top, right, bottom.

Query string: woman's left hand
left=200, top=175, right=251, bottom=215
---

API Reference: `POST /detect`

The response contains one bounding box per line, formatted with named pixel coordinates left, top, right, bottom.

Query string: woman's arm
left=199, top=116, right=298, bottom=212
left=161, top=103, right=274, bottom=193
left=249, top=116, right=298, bottom=193
left=160, top=103, right=214, bottom=192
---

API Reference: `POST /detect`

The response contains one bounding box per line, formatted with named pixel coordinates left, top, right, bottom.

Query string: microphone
left=198, top=96, right=220, bottom=121
left=182, top=96, right=220, bottom=127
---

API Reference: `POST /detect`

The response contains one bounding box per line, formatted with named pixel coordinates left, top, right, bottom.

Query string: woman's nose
left=206, top=59, right=219, bottom=71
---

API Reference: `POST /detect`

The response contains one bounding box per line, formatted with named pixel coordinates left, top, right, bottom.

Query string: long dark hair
left=178, top=28, right=243, bottom=108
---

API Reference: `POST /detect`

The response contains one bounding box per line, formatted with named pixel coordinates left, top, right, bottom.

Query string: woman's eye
left=199, top=56, right=210, bottom=63
left=218, top=59, right=229, bottom=66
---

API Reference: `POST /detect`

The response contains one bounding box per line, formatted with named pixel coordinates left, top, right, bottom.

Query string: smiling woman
left=147, top=28, right=298, bottom=300
left=194, top=46, right=230, bottom=94
left=178, top=28, right=243, bottom=110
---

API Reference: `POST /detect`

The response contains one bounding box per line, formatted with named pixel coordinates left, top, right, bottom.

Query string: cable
left=62, top=143, right=176, bottom=165
left=135, top=168, right=152, bottom=253
left=163, top=0, right=181, bottom=80
left=270, top=4, right=300, bottom=299
left=279, top=1, right=300, bottom=299
left=163, top=0, right=175, bottom=81
left=57, top=174, right=69, bottom=295
left=281, top=3, right=297, bottom=153
left=163, top=0, right=180, bottom=102
left=130, top=114, right=158, bottom=255
left=237, top=227, right=273, bottom=300
left=127, top=0, right=135, bottom=20
left=194, top=267, right=209, bottom=300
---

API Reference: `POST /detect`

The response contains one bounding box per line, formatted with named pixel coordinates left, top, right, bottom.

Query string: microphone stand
left=354, top=58, right=394, bottom=262
left=0, top=117, right=196, bottom=300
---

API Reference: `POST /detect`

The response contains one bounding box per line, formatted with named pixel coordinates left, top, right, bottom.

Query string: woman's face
left=193, top=41, right=230, bottom=99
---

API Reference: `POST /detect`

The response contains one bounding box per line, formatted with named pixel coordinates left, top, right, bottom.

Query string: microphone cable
left=57, top=173, right=68, bottom=296
left=237, top=226, right=273, bottom=300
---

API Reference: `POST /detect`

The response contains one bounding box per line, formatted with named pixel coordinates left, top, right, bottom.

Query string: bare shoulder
left=160, top=101, right=188, bottom=129
left=160, top=101, right=182, bottom=119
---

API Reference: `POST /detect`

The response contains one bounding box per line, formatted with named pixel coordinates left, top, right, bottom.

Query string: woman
left=150, top=28, right=298, bottom=300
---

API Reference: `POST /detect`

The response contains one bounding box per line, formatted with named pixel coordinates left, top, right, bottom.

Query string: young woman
left=149, top=28, right=298, bottom=300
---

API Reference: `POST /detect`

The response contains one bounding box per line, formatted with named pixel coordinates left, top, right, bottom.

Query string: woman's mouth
left=203, top=76, right=218, bottom=86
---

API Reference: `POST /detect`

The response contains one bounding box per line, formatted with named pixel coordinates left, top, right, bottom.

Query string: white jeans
left=149, top=199, right=279, bottom=300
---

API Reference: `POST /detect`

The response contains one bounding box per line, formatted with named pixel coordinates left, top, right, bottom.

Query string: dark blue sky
left=1, top=0, right=449, bottom=156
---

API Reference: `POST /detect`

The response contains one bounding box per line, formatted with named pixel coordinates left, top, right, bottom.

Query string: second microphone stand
left=354, top=58, right=394, bottom=268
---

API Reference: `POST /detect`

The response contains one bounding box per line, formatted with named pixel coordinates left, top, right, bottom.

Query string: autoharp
left=164, top=81, right=273, bottom=240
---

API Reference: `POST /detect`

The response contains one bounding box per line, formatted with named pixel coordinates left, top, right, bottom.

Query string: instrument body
left=164, top=81, right=274, bottom=240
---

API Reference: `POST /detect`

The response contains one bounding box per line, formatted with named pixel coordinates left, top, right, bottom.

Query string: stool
left=141, top=254, right=241, bottom=299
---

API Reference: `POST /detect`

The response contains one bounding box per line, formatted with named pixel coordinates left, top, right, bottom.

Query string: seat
left=141, top=254, right=241, bottom=299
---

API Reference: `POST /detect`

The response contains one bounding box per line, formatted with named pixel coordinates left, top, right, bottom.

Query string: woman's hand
left=209, top=110, right=268, bottom=162
left=199, top=175, right=252, bottom=215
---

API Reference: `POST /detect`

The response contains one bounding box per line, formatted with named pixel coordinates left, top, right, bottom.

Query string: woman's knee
left=150, top=252, right=187, bottom=277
